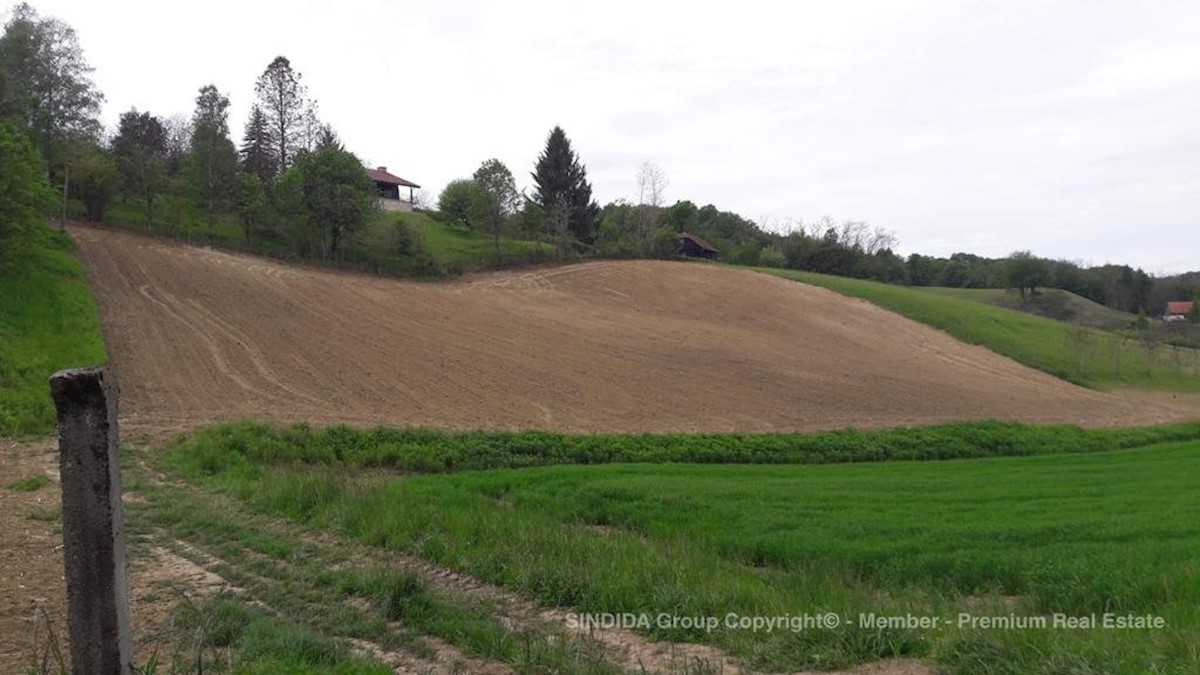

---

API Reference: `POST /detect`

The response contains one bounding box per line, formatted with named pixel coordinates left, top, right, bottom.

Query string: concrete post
left=49, top=367, right=132, bottom=675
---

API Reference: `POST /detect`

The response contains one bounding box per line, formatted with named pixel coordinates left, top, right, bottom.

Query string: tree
left=636, top=161, right=667, bottom=207
left=111, top=109, right=167, bottom=225
left=437, top=178, right=487, bottom=228
left=290, top=145, right=374, bottom=258
left=531, top=126, right=599, bottom=244
left=633, top=161, right=668, bottom=253
left=239, top=104, right=276, bottom=185
left=186, top=85, right=237, bottom=227
left=0, top=120, right=50, bottom=240
left=233, top=172, right=266, bottom=242
left=161, top=113, right=191, bottom=177
left=472, top=158, right=520, bottom=265
left=1003, top=250, right=1049, bottom=300
left=0, top=4, right=102, bottom=167
left=65, top=134, right=117, bottom=222
left=1189, top=303, right=1200, bottom=325
left=253, top=56, right=313, bottom=172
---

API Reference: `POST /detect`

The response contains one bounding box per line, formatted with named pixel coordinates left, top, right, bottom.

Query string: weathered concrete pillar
left=50, top=367, right=132, bottom=675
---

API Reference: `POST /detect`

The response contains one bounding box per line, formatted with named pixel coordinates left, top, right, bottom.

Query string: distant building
left=677, top=231, right=719, bottom=259
left=1164, top=300, right=1196, bottom=322
left=367, top=166, right=420, bottom=212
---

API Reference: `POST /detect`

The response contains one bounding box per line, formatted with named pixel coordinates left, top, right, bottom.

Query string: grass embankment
left=104, top=199, right=554, bottom=275
left=922, top=286, right=1134, bottom=330
left=161, top=421, right=1200, bottom=673
left=758, top=268, right=1200, bottom=390
left=0, top=227, right=106, bottom=436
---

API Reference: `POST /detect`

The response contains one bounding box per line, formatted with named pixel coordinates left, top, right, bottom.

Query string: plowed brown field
left=71, top=226, right=1200, bottom=436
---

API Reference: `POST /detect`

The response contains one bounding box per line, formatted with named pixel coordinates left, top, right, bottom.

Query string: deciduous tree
left=253, top=56, right=313, bottom=172
left=437, top=178, right=487, bottom=229
left=291, top=145, right=374, bottom=258
left=0, top=120, right=50, bottom=240
left=111, top=109, right=167, bottom=225
left=0, top=3, right=102, bottom=166
left=472, top=158, right=520, bottom=265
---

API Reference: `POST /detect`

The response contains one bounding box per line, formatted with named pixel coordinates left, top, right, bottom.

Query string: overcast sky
left=22, top=0, right=1200, bottom=272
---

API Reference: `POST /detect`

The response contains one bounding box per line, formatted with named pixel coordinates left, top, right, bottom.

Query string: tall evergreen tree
left=239, top=105, right=276, bottom=185
left=186, top=85, right=238, bottom=227
left=531, top=126, right=599, bottom=244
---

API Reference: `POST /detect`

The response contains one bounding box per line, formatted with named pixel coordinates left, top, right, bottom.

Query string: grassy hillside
left=0, top=227, right=107, bottom=436
left=394, top=211, right=554, bottom=271
left=923, top=286, right=1134, bottom=330
left=758, top=268, right=1200, bottom=390
left=162, top=423, right=1200, bottom=673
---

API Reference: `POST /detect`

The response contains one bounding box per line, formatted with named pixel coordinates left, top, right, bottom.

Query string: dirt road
left=71, top=226, right=1200, bottom=436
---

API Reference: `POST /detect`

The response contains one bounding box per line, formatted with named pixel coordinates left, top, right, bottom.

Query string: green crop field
left=156, top=421, right=1200, bottom=673
left=757, top=267, right=1200, bottom=391
left=0, top=227, right=107, bottom=437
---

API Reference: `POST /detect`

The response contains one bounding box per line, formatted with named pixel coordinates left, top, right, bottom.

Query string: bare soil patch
left=71, top=226, right=1200, bottom=437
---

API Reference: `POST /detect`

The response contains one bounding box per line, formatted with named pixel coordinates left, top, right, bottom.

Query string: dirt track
left=71, top=226, right=1200, bottom=436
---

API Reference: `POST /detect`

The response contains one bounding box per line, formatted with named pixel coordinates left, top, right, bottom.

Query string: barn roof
left=677, top=231, right=719, bottom=254
left=1166, top=301, right=1195, bottom=315
left=366, top=167, right=420, bottom=189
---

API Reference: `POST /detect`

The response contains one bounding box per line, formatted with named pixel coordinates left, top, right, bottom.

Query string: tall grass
left=0, top=227, right=106, bottom=436
left=165, top=419, right=1200, bottom=476
left=757, top=267, right=1200, bottom=390
left=165, top=434, right=1200, bottom=673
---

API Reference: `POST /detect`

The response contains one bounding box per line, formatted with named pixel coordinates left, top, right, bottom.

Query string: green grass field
left=160, top=421, right=1200, bottom=673
left=0, top=227, right=107, bottom=437
left=757, top=268, right=1200, bottom=391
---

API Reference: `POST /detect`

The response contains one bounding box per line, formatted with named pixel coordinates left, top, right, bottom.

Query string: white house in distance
left=367, top=166, right=420, bottom=212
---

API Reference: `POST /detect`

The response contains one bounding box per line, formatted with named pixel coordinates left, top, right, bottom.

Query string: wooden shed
left=677, top=232, right=719, bottom=259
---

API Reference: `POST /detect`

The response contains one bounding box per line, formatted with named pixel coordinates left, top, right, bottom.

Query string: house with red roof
left=1164, top=300, right=1196, bottom=321
left=366, top=166, right=420, bottom=212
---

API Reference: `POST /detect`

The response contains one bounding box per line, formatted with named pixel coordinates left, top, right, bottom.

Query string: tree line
left=3, top=1, right=1197, bottom=315
left=0, top=3, right=377, bottom=262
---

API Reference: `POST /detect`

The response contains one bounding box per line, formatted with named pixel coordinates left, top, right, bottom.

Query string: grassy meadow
left=156, top=421, right=1200, bottom=673
left=757, top=267, right=1200, bottom=391
left=0, top=227, right=107, bottom=436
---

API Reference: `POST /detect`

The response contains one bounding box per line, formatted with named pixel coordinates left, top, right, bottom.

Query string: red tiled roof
left=677, top=231, right=719, bottom=253
left=366, top=167, right=420, bottom=189
left=1166, top=301, right=1195, bottom=315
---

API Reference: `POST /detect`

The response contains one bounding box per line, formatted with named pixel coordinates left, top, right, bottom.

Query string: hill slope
left=758, top=268, right=1200, bottom=390
left=71, top=226, right=1199, bottom=435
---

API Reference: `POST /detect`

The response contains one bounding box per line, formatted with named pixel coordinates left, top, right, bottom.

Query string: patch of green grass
left=756, top=267, right=1200, bottom=390
left=164, top=419, right=1200, bottom=476
left=921, top=286, right=1134, bottom=330
left=170, top=595, right=392, bottom=674
left=8, top=474, right=51, bottom=492
left=27, top=506, right=59, bottom=521
left=399, top=211, right=554, bottom=270
left=164, top=424, right=1200, bottom=672
left=0, top=227, right=107, bottom=437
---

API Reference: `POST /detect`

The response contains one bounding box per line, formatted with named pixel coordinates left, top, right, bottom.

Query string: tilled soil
left=70, top=225, right=1200, bottom=436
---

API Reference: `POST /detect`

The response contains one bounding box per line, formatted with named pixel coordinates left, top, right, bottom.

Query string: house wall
left=377, top=197, right=413, bottom=213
